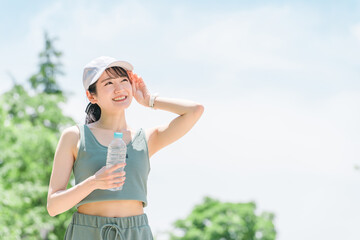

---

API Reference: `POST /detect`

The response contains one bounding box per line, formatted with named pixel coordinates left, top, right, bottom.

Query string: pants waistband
left=72, top=212, right=149, bottom=229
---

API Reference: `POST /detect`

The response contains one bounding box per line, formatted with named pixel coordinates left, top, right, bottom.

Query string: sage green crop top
left=73, top=124, right=151, bottom=208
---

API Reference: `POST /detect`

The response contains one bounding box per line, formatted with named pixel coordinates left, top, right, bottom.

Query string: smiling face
left=86, top=67, right=134, bottom=113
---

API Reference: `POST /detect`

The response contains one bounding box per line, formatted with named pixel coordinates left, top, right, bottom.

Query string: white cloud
left=350, top=22, right=360, bottom=42
left=175, top=6, right=305, bottom=70
left=173, top=5, right=360, bottom=94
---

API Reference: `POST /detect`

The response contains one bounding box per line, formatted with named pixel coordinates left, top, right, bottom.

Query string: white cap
left=82, top=56, right=134, bottom=90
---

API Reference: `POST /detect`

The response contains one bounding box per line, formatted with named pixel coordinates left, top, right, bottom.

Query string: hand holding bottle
left=91, top=163, right=127, bottom=190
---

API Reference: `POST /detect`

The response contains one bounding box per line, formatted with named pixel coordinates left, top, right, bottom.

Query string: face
left=86, top=69, right=133, bottom=112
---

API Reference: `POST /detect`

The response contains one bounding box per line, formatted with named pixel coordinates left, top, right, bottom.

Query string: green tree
left=30, top=32, right=63, bottom=95
left=169, top=196, right=276, bottom=240
left=0, top=32, right=75, bottom=239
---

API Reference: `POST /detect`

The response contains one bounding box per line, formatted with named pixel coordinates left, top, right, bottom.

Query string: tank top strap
left=136, top=128, right=144, bottom=140
left=138, top=128, right=150, bottom=162
left=133, top=128, right=144, bottom=144
left=76, top=123, right=86, bottom=151
left=82, top=124, right=107, bottom=149
left=139, top=128, right=146, bottom=142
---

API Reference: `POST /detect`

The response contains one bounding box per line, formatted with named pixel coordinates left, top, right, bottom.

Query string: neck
left=95, top=110, right=129, bottom=131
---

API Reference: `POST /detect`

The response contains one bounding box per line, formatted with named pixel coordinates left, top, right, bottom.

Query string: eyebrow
left=100, top=77, right=113, bottom=83
left=100, top=76, right=127, bottom=83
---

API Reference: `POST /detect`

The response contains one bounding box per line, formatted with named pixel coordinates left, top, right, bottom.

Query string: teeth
left=114, top=96, right=126, bottom=101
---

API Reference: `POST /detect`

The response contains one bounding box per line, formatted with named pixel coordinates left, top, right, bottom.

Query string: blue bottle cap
left=114, top=132, right=123, bottom=138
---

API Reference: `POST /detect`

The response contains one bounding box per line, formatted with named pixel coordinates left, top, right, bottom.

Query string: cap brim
left=107, top=61, right=134, bottom=71
left=86, top=60, right=134, bottom=89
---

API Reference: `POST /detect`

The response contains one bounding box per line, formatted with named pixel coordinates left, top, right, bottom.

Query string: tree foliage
left=30, top=32, right=63, bottom=95
left=169, top=196, right=277, bottom=240
left=0, top=32, right=75, bottom=239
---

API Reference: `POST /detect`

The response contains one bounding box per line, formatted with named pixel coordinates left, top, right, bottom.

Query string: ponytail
left=85, top=103, right=101, bottom=124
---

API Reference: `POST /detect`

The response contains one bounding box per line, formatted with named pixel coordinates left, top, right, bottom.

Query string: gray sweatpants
left=64, top=212, right=154, bottom=240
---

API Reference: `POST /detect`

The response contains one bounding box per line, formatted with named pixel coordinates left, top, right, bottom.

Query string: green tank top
left=73, top=124, right=151, bottom=208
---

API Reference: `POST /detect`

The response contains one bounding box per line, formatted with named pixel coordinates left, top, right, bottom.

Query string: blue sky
left=2, top=0, right=360, bottom=97
left=1, top=1, right=360, bottom=239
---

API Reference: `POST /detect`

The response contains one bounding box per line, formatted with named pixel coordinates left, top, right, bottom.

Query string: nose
left=114, top=82, right=124, bottom=93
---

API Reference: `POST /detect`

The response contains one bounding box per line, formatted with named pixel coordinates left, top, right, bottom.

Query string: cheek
left=128, top=84, right=134, bottom=95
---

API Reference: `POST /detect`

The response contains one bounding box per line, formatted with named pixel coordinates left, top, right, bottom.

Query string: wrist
left=149, top=93, right=159, bottom=109
left=144, top=95, right=151, bottom=107
left=85, top=175, right=97, bottom=191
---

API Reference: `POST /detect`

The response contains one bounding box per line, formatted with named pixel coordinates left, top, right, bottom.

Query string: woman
left=46, top=56, right=204, bottom=240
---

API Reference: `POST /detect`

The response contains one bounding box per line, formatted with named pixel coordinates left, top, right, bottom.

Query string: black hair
left=85, top=66, right=132, bottom=124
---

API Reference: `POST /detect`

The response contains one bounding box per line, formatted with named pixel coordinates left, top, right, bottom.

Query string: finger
left=107, top=163, right=126, bottom=172
left=112, top=176, right=126, bottom=182
left=129, top=72, right=133, bottom=82
left=112, top=177, right=126, bottom=185
left=114, top=181, right=125, bottom=187
left=111, top=173, right=126, bottom=182
left=109, top=181, right=125, bottom=189
left=132, top=79, right=136, bottom=92
left=114, top=171, right=126, bottom=177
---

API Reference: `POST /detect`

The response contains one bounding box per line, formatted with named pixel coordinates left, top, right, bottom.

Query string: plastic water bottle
left=106, top=132, right=127, bottom=191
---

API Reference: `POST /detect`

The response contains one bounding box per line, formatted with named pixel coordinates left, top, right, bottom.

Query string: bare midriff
left=77, top=200, right=144, bottom=218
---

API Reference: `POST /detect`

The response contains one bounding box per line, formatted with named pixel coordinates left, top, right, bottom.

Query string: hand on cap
left=127, top=70, right=151, bottom=107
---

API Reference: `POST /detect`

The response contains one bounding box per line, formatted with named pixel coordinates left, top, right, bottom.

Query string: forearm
left=47, top=176, right=96, bottom=217
left=151, top=96, right=203, bottom=115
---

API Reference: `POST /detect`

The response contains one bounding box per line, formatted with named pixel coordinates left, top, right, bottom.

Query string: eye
left=105, top=81, right=112, bottom=86
left=122, top=79, right=128, bottom=82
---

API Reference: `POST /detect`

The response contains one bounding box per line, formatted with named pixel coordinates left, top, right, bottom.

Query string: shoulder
left=53, top=125, right=81, bottom=160
left=59, top=125, right=80, bottom=146
left=62, top=125, right=80, bottom=136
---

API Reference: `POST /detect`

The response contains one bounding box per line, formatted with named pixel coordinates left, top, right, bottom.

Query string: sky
left=1, top=0, right=360, bottom=239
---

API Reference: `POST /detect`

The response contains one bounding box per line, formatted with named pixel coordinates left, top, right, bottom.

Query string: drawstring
left=100, top=224, right=125, bottom=240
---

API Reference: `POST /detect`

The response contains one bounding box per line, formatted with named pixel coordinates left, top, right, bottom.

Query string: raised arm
left=46, top=126, right=127, bottom=216
left=146, top=96, right=204, bottom=158
left=127, top=71, right=204, bottom=158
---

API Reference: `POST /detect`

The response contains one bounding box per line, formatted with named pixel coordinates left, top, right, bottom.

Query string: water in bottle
left=106, top=132, right=127, bottom=191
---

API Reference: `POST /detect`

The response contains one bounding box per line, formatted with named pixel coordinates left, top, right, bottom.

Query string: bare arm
left=126, top=71, right=205, bottom=158
left=147, top=96, right=204, bottom=157
left=46, top=126, right=126, bottom=217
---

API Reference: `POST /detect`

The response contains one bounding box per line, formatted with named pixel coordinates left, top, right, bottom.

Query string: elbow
left=47, top=209, right=58, bottom=217
left=197, top=104, right=204, bottom=113
left=194, top=104, right=204, bottom=116
left=188, top=104, right=204, bottom=121
left=47, top=202, right=58, bottom=217
left=48, top=212, right=57, bottom=217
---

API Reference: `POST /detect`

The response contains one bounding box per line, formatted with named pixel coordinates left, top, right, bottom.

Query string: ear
left=86, top=90, right=98, bottom=104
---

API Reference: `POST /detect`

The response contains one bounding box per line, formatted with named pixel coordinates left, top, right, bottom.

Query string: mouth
left=113, top=96, right=128, bottom=102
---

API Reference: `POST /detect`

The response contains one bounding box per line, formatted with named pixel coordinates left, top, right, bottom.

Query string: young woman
left=46, top=56, right=204, bottom=240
